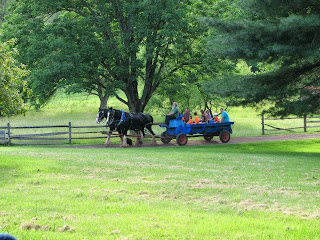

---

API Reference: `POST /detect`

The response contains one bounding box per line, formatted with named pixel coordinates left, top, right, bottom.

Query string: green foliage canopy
left=0, top=0, right=12, bottom=24
left=3, top=0, right=205, bottom=112
left=0, top=38, right=29, bottom=116
left=204, top=0, right=320, bottom=116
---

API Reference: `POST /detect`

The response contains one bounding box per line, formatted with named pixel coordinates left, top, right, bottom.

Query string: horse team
left=96, top=108, right=157, bottom=147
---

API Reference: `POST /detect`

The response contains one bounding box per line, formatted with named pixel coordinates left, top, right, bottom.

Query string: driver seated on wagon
left=165, top=102, right=180, bottom=125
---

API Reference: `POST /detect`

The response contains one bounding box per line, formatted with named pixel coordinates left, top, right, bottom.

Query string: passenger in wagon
left=213, top=113, right=219, bottom=123
left=193, top=112, right=200, bottom=124
left=165, top=102, right=179, bottom=125
left=187, top=115, right=193, bottom=124
left=219, top=108, right=230, bottom=122
left=182, top=108, right=192, bottom=123
left=206, top=109, right=212, bottom=120
left=200, top=109, right=208, bottom=123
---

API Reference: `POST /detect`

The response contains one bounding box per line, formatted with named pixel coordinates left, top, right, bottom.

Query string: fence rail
left=0, top=122, right=108, bottom=145
left=261, top=114, right=320, bottom=135
left=0, top=122, right=163, bottom=145
left=0, top=130, right=9, bottom=145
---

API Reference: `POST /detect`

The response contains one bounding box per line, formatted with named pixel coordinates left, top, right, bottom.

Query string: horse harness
left=107, top=110, right=150, bottom=132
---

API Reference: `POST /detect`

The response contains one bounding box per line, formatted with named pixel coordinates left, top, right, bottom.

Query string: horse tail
left=142, top=114, right=154, bottom=136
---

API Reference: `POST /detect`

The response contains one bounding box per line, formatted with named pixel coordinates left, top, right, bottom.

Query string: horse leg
left=140, top=130, right=144, bottom=145
left=134, top=130, right=139, bottom=145
left=122, top=135, right=129, bottom=147
left=120, top=135, right=124, bottom=146
left=135, top=130, right=143, bottom=146
left=121, top=130, right=129, bottom=148
left=134, top=131, right=141, bottom=146
left=151, top=134, right=157, bottom=146
left=104, top=131, right=111, bottom=146
left=136, top=130, right=144, bottom=146
left=118, top=130, right=124, bottom=147
left=146, top=125, right=157, bottom=146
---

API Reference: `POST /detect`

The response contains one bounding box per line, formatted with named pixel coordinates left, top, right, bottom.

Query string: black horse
left=96, top=108, right=157, bottom=147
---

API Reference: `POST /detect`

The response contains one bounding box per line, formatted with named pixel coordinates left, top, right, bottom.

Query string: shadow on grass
left=193, top=139, right=320, bottom=158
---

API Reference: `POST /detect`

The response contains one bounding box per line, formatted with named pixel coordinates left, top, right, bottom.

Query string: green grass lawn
left=1, top=139, right=319, bottom=239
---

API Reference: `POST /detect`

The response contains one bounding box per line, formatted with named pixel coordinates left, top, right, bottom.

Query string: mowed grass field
left=1, top=139, right=320, bottom=239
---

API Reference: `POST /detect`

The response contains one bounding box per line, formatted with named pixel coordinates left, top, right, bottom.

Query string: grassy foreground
left=1, top=139, right=320, bottom=239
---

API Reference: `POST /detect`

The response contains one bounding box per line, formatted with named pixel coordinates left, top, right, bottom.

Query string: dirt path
left=68, top=133, right=320, bottom=148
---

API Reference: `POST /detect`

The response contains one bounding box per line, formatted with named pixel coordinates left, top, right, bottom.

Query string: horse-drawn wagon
left=97, top=108, right=234, bottom=147
left=159, top=117, right=234, bottom=146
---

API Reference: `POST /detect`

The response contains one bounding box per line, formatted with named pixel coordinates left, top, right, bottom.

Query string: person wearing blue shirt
left=220, top=108, right=230, bottom=122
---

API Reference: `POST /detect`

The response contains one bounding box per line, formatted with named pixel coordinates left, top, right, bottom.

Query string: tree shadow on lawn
left=132, top=138, right=320, bottom=161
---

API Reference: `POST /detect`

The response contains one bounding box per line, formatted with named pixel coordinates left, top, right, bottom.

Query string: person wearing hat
left=213, top=113, right=219, bottom=123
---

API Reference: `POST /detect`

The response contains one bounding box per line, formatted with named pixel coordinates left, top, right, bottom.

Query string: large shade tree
left=3, top=0, right=204, bottom=112
left=204, top=0, right=320, bottom=116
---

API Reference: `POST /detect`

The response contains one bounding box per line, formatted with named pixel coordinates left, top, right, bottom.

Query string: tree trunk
left=125, top=88, right=154, bottom=113
left=126, top=93, right=143, bottom=113
left=99, top=95, right=109, bottom=109
left=124, top=81, right=145, bottom=113
left=97, top=85, right=109, bottom=109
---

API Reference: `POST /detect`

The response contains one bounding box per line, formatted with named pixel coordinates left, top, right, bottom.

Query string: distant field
left=2, top=91, right=318, bottom=142
left=0, top=139, right=319, bottom=239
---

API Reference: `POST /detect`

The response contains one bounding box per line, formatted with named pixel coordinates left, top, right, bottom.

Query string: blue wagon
left=159, top=117, right=234, bottom=146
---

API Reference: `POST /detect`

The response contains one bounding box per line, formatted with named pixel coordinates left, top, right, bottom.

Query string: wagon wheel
left=203, top=134, right=214, bottom=141
left=219, top=130, right=230, bottom=143
left=161, top=131, right=172, bottom=144
left=176, top=133, right=188, bottom=146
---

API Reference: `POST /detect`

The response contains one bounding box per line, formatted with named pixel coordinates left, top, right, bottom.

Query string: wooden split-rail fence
left=0, top=130, right=9, bottom=145
left=2, top=116, right=319, bottom=145
left=0, top=122, right=163, bottom=146
left=0, top=122, right=110, bottom=146
left=261, top=114, right=320, bottom=135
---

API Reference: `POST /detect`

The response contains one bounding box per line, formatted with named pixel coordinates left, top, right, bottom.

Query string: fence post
left=262, top=114, right=265, bottom=135
left=7, top=123, right=11, bottom=146
left=68, top=122, right=72, bottom=144
left=304, top=114, right=307, bottom=132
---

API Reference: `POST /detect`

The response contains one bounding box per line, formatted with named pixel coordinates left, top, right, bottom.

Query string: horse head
left=106, top=108, right=117, bottom=127
left=96, top=109, right=105, bottom=123
left=96, top=108, right=117, bottom=126
left=96, top=108, right=110, bottom=123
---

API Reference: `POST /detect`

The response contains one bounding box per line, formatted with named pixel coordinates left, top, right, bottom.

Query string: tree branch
left=111, top=0, right=131, bottom=68
left=101, top=61, right=117, bottom=80
left=114, top=92, right=128, bottom=105
left=80, top=0, right=121, bottom=65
